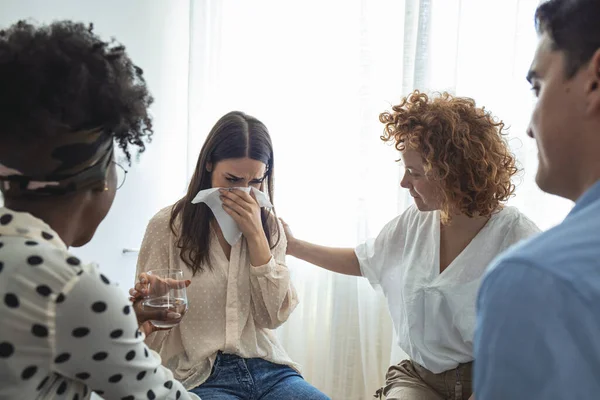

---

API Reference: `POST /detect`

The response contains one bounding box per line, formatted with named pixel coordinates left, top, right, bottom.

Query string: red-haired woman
left=282, top=91, right=540, bottom=400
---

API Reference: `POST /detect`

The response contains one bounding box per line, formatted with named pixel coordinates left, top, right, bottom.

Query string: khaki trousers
left=377, top=360, right=473, bottom=400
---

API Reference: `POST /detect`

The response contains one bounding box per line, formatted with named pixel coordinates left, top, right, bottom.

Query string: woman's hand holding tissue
left=219, top=188, right=263, bottom=239
left=219, top=188, right=272, bottom=266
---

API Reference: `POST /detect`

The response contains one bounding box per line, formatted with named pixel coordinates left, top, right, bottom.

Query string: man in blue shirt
left=474, top=0, right=600, bottom=398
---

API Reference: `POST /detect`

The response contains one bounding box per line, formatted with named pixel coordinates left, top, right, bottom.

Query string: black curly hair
left=535, top=0, right=600, bottom=79
left=0, top=20, right=153, bottom=164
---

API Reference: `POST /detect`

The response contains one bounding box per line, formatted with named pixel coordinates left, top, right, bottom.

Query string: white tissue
left=191, top=187, right=273, bottom=245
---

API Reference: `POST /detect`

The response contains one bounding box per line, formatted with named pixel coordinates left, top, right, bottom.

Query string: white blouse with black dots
left=0, top=207, right=200, bottom=400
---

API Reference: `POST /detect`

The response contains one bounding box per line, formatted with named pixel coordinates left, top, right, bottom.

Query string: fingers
left=164, top=278, right=191, bottom=290
left=132, top=298, right=165, bottom=325
left=220, top=188, right=257, bottom=211
left=141, top=321, right=173, bottom=336
left=279, top=217, right=294, bottom=238
left=279, top=217, right=289, bottom=230
left=135, top=301, right=181, bottom=324
left=220, top=195, right=249, bottom=215
left=220, top=190, right=258, bottom=224
left=133, top=272, right=151, bottom=296
left=135, top=274, right=190, bottom=297
left=222, top=201, right=243, bottom=220
left=223, top=187, right=254, bottom=202
left=130, top=280, right=182, bottom=301
left=140, top=321, right=170, bottom=336
left=139, top=272, right=150, bottom=284
left=129, top=287, right=144, bottom=300
left=134, top=281, right=147, bottom=294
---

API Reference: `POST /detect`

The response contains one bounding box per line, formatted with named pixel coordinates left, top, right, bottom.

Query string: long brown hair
left=170, top=111, right=279, bottom=275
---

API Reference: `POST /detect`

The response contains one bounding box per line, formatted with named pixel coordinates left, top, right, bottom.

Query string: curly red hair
left=379, top=90, right=518, bottom=222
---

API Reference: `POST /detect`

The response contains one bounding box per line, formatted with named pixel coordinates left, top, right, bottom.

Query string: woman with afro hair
left=0, top=20, right=200, bottom=399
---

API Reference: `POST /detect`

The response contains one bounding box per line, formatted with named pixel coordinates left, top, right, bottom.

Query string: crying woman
left=129, top=111, right=329, bottom=400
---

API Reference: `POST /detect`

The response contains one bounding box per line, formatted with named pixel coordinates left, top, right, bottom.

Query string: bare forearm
left=287, top=239, right=361, bottom=276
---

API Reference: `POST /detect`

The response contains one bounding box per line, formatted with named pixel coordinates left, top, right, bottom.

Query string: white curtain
left=186, top=1, right=572, bottom=398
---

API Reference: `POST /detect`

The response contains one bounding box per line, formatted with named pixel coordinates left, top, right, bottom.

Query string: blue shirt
left=475, top=180, right=600, bottom=400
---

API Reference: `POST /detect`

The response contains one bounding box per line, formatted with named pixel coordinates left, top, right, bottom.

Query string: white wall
left=0, top=0, right=192, bottom=291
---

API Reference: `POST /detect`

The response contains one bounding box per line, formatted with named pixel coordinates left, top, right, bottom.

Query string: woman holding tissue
left=131, top=111, right=328, bottom=399
left=282, top=91, right=540, bottom=400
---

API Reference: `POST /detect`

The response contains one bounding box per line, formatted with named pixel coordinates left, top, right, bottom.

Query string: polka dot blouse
left=0, top=208, right=200, bottom=400
left=136, top=207, right=300, bottom=389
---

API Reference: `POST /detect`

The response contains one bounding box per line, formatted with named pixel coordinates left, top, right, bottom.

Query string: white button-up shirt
left=355, top=205, right=540, bottom=373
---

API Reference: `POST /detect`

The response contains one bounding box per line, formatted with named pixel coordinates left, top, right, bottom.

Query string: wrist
left=246, top=232, right=267, bottom=246
left=246, top=235, right=272, bottom=266
left=286, top=237, right=301, bottom=256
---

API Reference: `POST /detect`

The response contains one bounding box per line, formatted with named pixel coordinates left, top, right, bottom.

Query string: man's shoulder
left=493, top=210, right=598, bottom=272
left=483, top=214, right=600, bottom=307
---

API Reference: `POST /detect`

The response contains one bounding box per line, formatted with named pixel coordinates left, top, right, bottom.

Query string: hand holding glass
left=141, top=269, right=189, bottom=328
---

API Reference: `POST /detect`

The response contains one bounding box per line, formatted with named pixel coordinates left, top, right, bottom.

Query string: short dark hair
left=0, top=20, right=153, bottom=163
left=535, top=0, right=600, bottom=78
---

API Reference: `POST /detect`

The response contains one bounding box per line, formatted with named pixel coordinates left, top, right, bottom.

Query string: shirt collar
left=568, top=179, right=600, bottom=217
left=0, top=207, right=67, bottom=251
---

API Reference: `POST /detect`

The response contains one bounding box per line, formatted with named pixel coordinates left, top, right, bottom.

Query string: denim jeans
left=189, top=352, right=330, bottom=400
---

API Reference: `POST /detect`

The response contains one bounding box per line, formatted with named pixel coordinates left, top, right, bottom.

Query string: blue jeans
left=190, top=353, right=330, bottom=400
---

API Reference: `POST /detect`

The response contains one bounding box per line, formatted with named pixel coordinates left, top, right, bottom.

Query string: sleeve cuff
left=250, top=256, right=276, bottom=276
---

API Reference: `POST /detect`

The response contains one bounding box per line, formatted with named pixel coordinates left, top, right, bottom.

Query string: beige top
left=136, top=206, right=300, bottom=390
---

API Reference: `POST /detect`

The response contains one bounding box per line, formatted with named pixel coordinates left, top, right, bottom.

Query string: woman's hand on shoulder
left=279, top=218, right=298, bottom=255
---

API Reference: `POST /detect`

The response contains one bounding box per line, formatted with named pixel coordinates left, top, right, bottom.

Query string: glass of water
left=141, top=269, right=188, bottom=328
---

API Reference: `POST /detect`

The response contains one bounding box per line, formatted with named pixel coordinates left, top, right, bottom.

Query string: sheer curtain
left=186, top=1, right=571, bottom=398
left=424, top=0, right=572, bottom=231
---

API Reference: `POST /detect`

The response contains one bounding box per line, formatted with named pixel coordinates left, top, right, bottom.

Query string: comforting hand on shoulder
left=279, top=218, right=296, bottom=255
